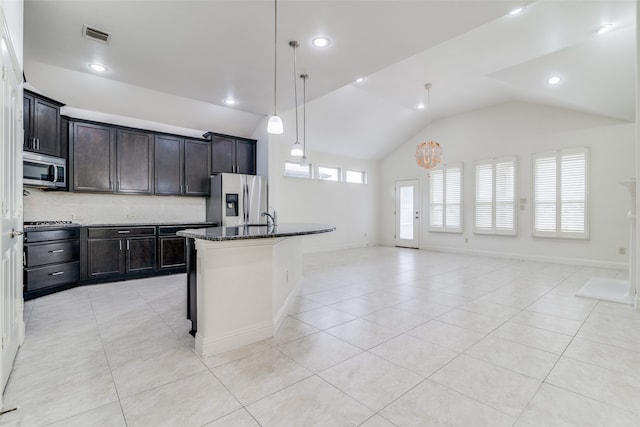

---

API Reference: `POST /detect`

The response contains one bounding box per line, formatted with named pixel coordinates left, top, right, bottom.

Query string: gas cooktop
left=24, top=220, right=79, bottom=228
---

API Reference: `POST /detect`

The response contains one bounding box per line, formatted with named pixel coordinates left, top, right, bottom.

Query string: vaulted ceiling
left=24, top=1, right=636, bottom=160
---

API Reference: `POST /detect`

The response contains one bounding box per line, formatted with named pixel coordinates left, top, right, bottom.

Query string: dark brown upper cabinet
left=23, top=90, right=64, bottom=157
left=154, top=135, right=183, bottom=195
left=116, top=129, right=154, bottom=194
left=154, top=136, right=210, bottom=196
left=184, top=139, right=210, bottom=195
left=70, top=121, right=116, bottom=192
left=204, top=132, right=256, bottom=175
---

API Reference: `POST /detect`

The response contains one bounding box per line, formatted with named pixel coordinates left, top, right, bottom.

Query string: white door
left=1, top=20, right=25, bottom=402
left=395, top=180, right=420, bottom=248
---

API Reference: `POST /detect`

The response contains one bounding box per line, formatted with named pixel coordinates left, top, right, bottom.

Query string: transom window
left=318, top=166, right=340, bottom=181
left=345, top=169, right=366, bottom=184
left=284, top=161, right=312, bottom=179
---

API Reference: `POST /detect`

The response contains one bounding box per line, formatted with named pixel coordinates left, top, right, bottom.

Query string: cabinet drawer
left=88, top=226, right=155, bottom=238
left=25, top=240, right=80, bottom=267
left=24, top=228, right=80, bottom=243
left=24, top=261, right=80, bottom=292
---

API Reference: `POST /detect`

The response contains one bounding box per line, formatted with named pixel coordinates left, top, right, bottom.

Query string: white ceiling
left=24, top=0, right=636, bottom=160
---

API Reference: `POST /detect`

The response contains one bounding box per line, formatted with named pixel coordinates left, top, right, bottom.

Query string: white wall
left=267, top=108, right=380, bottom=252
left=24, top=189, right=205, bottom=224
left=381, top=101, right=635, bottom=268
left=1, top=0, right=23, bottom=69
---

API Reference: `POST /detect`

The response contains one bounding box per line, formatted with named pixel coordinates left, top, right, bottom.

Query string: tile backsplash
left=24, top=189, right=206, bottom=224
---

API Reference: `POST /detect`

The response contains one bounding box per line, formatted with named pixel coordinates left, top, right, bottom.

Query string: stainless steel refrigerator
left=206, top=173, right=268, bottom=226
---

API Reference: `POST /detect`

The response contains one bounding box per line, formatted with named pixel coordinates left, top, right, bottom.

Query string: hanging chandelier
left=415, top=83, right=443, bottom=171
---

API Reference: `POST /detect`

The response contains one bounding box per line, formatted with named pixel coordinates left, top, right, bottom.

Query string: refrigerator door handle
left=243, top=184, right=248, bottom=224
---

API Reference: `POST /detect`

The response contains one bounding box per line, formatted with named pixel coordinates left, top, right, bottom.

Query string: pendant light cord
left=292, top=42, right=299, bottom=143
left=272, top=0, right=278, bottom=115
left=302, top=74, right=307, bottom=155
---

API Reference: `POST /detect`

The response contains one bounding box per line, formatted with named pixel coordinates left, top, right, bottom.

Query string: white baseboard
left=195, top=321, right=274, bottom=358
left=418, top=244, right=627, bottom=270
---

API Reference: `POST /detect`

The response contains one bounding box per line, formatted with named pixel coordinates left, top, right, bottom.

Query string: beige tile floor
left=2, top=246, right=640, bottom=426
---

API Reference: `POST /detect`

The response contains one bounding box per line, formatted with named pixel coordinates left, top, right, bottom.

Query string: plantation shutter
left=474, top=162, right=493, bottom=233
left=475, top=158, right=516, bottom=235
left=533, top=148, right=588, bottom=238
left=495, top=159, right=516, bottom=234
left=429, top=169, right=444, bottom=229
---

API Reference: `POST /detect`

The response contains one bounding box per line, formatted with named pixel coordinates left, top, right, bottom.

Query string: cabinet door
left=184, top=139, right=210, bottom=195
left=33, top=97, right=61, bottom=156
left=72, top=122, right=116, bottom=192
left=236, top=139, right=256, bottom=175
left=87, top=238, right=123, bottom=278
left=117, top=129, right=154, bottom=194
left=126, top=236, right=156, bottom=273
left=23, top=93, right=34, bottom=150
left=158, top=236, right=186, bottom=270
left=210, top=136, right=235, bottom=174
left=154, top=135, right=183, bottom=195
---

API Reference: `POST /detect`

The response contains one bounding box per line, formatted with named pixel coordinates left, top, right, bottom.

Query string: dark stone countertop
left=23, top=221, right=216, bottom=231
left=177, top=223, right=336, bottom=241
left=79, top=221, right=216, bottom=228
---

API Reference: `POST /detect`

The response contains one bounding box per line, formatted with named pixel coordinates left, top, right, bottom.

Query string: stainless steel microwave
left=23, top=152, right=66, bottom=188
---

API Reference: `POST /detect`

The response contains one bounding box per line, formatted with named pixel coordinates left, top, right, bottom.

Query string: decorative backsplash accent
left=23, top=189, right=206, bottom=224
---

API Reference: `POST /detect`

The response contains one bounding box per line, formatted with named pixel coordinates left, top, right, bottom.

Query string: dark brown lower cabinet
left=127, top=237, right=156, bottom=273
left=159, top=236, right=187, bottom=271
left=80, top=223, right=214, bottom=285
left=87, top=238, right=123, bottom=278
left=24, top=226, right=81, bottom=300
left=86, top=226, right=156, bottom=280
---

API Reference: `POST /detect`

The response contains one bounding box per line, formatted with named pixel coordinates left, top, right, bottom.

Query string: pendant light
left=300, top=73, right=309, bottom=165
left=267, top=0, right=283, bottom=134
left=290, top=40, right=303, bottom=157
left=415, top=83, right=443, bottom=173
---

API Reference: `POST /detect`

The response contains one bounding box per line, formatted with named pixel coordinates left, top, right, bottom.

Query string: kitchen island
left=178, top=223, right=335, bottom=357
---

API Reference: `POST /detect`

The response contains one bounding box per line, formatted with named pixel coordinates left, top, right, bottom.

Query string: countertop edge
left=177, top=223, right=336, bottom=241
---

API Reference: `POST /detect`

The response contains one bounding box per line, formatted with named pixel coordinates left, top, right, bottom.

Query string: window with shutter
left=474, top=157, right=517, bottom=235
left=429, top=163, right=463, bottom=233
left=533, top=148, right=588, bottom=239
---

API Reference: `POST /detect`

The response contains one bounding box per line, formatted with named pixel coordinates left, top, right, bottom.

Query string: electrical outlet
left=619, top=247, right=626, bottom=255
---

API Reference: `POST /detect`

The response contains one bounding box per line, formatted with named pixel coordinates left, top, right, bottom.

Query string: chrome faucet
left=261, top=210, right=277, bottom=227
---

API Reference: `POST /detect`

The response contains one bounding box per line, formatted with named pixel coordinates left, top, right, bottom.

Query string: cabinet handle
left=118, top=230, right=130, bottom=234
left=31, top=137, right=36, bottom=150
left=50, top=271, right=64, bottom=276
left=186, top=184, right=189, bottom=193
left=49, top=249, right=64, bottom=253
left=119, top=240, right=122, bottom=251
left=37, top=138, right=40, bottom=150
left=127, top=240, right=130, bottom=251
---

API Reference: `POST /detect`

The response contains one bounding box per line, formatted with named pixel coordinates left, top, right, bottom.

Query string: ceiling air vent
left=82, top=24, right=111, bottom=44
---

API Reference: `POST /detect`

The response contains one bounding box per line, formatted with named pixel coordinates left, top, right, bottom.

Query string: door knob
left=11, top=229, right=23, bottom=238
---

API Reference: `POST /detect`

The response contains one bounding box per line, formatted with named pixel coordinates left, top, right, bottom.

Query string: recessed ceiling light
left=355, top=77, right=364, bottom=83
left=417, top=104, right=425, bottom=110
left=508, top=6, right=526, bottom=16
left=312, top=36, right=331, bottom=48
left=547, top=75, right=562, bottom=86
left=88, top=63, right=108, bottom=72
left=223, top=98, right=236, bottom=106
left=597, top=23, right=614, bottom=35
